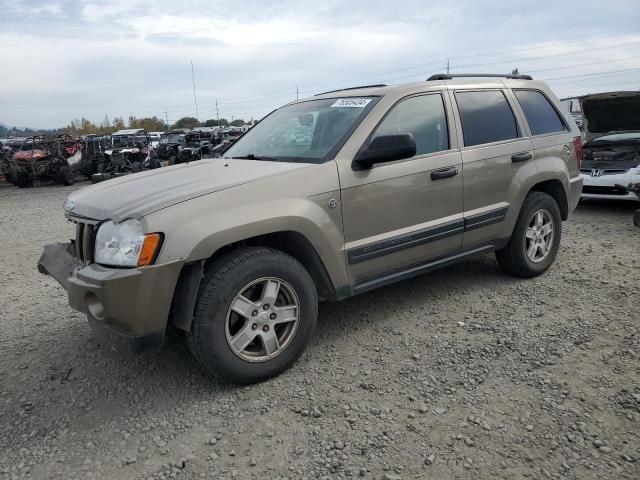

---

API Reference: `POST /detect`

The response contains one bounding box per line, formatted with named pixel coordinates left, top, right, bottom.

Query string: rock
left=434, top=406, right=447, bottom=415
left=424, top=454, right=435, bottom=465
left=464, top=437, right=475, bottom=447
left=124, top=457, right=137, bottom=465
left=599, top=446, right=613, bottom=454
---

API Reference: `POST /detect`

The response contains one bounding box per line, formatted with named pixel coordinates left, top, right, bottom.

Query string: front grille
left=580, top=168, right=629, bottom=175
left=582, top=186, right=629, bottom=196
left=73, top=222, right=96, bottom=264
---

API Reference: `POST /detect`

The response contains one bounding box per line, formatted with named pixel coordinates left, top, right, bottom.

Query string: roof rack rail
left=314, top=84, right=387, bottom=96
left=427, top=73, right=533, bottom=81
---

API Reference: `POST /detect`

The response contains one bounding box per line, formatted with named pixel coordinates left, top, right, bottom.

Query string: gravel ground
left=0, top=182, right=639, bottom=480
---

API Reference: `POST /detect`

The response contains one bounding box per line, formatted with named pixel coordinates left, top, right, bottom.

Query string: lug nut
left=262, top=325, right=269, bottom=332
left=270, top=313, right=276, bottom=320
left=252, top=310, right=258, bottom=317
left=252, top=323, right=258, bottom=330
left=263, top=304, right=270, bottom=310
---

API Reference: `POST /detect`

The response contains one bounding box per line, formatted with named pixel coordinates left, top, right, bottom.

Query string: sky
left=0, top=0, right=639, bottom=129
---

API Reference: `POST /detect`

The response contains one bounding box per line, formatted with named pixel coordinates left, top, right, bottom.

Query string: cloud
left=0, top=0, right=638, bottom=127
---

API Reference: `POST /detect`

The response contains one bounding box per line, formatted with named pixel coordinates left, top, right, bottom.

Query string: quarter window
left=372, top=94, right=449, bottom=156
left=515, top=90, right=568, bottom=136
left=455, top=90, right=520, bottom=147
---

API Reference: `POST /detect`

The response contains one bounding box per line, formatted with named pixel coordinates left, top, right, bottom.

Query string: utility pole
left=215, top=100, right=220, bottom=127
left=164, top=108, right=169, bottom=132
left=445, top=58, right=450, bottom=74
left=190, top=60, right=199, bottom=124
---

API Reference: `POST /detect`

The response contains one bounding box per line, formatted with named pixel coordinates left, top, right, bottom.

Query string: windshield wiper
left=230, top=154, right=280, bottom=162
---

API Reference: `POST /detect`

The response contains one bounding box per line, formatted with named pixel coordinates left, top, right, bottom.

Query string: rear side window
left=372, top=94, right=449, bottom=156
left=514, top=90, right=567, bottom=136
left=455, top=90, right=520, bottom=146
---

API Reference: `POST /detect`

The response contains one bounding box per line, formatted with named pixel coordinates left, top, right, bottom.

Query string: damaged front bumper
left=38, top=242, right=183, bottom=354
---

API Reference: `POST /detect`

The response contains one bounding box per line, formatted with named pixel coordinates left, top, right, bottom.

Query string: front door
left=339, top=92, right=464, bottom=283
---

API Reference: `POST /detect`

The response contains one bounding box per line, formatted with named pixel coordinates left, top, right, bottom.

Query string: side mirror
left=353, top=134, right=416, bottom=170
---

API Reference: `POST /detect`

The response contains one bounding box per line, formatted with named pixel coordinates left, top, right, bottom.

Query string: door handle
left=511, top=152, right=532, bottom=163
left=431, top=167, right=459, bottom=180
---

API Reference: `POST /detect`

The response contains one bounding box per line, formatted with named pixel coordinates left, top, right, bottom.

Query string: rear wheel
left=13, top=168, right=33, bottom=188
left=187, top=247, right=318, bottom=384
left=496, top=192, right=561, bottom=278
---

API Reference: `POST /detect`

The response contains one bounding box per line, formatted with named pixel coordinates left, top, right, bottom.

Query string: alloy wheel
left=224, top=277, right=300, bottom=363
left=525, top=209, right=555, bottom=263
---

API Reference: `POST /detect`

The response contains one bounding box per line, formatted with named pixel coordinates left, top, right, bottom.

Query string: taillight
left=572, top=136, right=582, bottom=169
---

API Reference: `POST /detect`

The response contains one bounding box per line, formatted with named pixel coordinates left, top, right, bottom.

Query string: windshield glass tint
left=224, top=97, right=375, bottom=163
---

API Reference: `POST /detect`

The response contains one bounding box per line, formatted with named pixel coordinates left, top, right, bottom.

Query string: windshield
left=224, top=97, right=376, bottom=163
left=161, top=134, right=183, bottom=144
left=112, top=135, right=134, bottom=147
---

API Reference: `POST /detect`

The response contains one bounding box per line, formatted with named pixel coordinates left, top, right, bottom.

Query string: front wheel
left=57, top=166, right=75, bottom=186
left=496, top=191, right=562, bottom=278
left=187, top=247, right=318, bottom=384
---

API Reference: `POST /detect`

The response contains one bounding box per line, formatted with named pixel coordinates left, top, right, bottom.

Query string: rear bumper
left=38, top=242, right=183, bottom=353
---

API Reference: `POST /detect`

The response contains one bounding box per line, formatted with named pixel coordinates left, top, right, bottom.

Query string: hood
left=66, top=158, right=309, bottom=222
left=580, top=91, right=640, bottom=142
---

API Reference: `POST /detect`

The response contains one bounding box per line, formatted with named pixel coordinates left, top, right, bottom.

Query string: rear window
left=514, top=90, right=567, bottom=136
left=455, top=90, right=520, bottom=147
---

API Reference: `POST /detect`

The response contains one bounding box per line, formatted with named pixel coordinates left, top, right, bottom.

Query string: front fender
left=143, top=164, right=348, bottom=288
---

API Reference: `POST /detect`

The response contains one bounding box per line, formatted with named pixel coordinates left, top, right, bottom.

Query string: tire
left=633, top=211, right=640, bottom=228
left=131, top=161, right=142, bottom=173
left=58, top=166, right=75, bottom=186
left=168, top=155, right=177, bottom=166
left=187, top=247, right=318, bottom=384
left=14, top=169, right=33, bottom=188
left=496, top=192, right=562, bottom=278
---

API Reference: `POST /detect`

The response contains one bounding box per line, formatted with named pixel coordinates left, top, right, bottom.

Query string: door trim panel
left=464, top=206, right=508, bottom=231
left=347, top=218, right=464, bottom=265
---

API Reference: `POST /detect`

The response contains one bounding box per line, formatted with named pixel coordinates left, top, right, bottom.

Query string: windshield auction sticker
left=331, top=98, right=372, bottom=108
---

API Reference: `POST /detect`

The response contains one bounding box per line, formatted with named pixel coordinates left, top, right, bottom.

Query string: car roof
left=310, top=75, right=549, bottom=101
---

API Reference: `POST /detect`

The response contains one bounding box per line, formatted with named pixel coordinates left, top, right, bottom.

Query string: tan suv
left=39, top=73, right=583, bottom=383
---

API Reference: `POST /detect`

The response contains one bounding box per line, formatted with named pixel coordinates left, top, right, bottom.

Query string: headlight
left=94, top=219, right=162, bottom=267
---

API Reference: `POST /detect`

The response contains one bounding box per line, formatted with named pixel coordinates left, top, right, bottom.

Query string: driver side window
left=372, top=94, right=449, bottom=156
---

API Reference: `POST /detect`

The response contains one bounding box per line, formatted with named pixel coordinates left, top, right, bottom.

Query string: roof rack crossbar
left=427, top=73, right=533, bottom=81
left=314, top=84, right=387, bottom=96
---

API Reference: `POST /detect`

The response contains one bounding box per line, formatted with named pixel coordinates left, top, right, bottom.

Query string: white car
left=579, top=91, right=640, bottom=201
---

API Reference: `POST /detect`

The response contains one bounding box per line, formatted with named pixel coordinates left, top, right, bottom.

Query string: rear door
left=449, top=88, right=535, bottom=248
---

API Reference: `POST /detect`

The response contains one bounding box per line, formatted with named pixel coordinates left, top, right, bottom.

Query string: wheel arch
left=169, top=230, right=337, bottom=333
left=529, top=179, right=569, bottom=220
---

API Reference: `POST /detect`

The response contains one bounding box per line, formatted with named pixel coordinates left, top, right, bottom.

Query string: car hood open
left=580, top=91, right=640, bottom=142
left=65, top=158, right=309, bottom=222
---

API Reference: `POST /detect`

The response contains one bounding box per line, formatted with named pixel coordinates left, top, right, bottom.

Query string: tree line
left=0, top=116, right=254, bottom=138
left=64, top=115, right=251, bottom=136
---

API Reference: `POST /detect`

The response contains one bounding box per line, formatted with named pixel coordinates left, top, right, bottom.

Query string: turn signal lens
left=137, top=233, right=162, bottom=267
